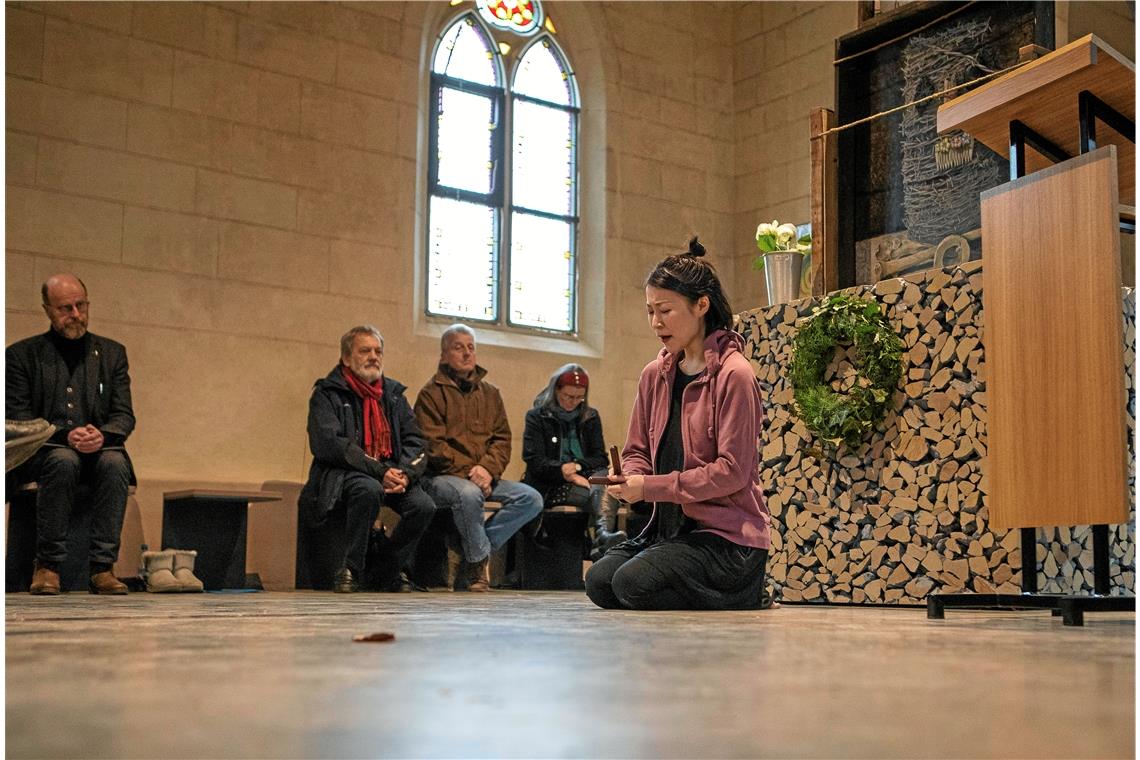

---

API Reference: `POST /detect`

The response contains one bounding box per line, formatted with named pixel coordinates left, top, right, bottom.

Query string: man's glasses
left=47, top=300, right=89, bottom=315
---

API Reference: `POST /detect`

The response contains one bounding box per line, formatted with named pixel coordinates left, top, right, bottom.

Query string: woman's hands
left=606, top=474, right=644, bottom=503
left=561, top=461, right=589, bottom=489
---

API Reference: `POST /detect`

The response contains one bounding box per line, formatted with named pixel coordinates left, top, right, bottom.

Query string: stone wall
left=731, top=3, right=858, bottom=309
left=738, top=262, right=1136, bottom=604
left=3, top=1, right=748, bottom=560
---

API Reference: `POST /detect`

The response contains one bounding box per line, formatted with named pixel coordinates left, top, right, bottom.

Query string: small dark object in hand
left=589, top=445, right=625, bottom=484
left=609, top=445, right=622, bottom=476
left=353, top=632, right=396, bottom=642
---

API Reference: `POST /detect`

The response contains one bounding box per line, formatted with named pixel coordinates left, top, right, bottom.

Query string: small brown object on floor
left=352, top=632, right=395, bottom=643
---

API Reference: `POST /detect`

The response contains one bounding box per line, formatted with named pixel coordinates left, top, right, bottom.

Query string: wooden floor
left=5, top=591, right=1134, bottom=759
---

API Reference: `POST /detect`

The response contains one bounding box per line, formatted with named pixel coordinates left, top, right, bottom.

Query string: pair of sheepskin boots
left=142, top=549, right=204, bottom=593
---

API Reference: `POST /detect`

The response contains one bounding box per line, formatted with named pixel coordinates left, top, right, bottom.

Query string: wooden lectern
left=928, top=35, right=1135, bottom=626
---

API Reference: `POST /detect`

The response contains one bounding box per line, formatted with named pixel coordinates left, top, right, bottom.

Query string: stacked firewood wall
left=737, top=261, right=1136, bottom=604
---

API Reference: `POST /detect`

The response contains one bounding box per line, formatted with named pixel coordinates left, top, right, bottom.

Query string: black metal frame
left=929, top=88, right=1136, bottom=626
left=427, top=72, right=506, bottom=325
left=1007, top=119, right=1069, bottom=180
left=1078, top=90, right=1137, bottom=233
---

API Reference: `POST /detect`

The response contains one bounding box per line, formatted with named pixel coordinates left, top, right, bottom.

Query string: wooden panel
left=938, top=34, right=1135, bottom=204
left=810, top=108, right=839, bottom=295
left=981, top=147, right=1128, bottom=529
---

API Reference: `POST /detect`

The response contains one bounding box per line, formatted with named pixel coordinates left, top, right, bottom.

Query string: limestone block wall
left=731, top=3, right=858, bottom=309
left=738, top=262, right=1136, bottom=604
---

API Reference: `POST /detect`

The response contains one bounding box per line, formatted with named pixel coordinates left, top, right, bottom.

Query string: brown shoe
left=466, top=558, right=491, bottom=592
left=89, top=571, right=128, bottom=595
left=29, top=562, right=61, bottom=595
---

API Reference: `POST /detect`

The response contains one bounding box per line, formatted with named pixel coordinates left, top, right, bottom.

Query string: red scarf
left=341, top=366, right=392, bottom=460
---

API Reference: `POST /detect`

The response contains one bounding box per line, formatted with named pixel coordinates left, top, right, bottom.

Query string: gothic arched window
left=427, top=5, right=579, bottom=333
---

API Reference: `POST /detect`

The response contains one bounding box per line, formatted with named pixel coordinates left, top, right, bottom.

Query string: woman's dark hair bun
left=686, top=236, right=706, bottom=258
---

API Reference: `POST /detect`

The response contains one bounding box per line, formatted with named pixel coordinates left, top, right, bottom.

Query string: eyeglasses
left=47, top=300, right=89, bottom=315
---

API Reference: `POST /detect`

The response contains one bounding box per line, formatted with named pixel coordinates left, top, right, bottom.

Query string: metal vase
left=763, top=252, right=804, bottom=305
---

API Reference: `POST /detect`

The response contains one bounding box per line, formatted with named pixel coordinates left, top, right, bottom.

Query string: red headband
left=557, top=369, right=588, bottom=389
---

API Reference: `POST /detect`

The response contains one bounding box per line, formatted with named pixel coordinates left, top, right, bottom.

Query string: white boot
left=172, top=549, right=205, bottom=592
left=143, top=550, right=180, bottom=593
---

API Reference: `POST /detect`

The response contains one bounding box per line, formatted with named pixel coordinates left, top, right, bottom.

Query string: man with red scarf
left=299, top=326, right=436, bottom=593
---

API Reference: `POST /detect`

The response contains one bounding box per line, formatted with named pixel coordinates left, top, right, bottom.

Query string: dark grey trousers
left=31, top=446, right=130, bottom=568
left=339, top=472, right=436, bottom=579
left=585, top=530, right=768, bottom=610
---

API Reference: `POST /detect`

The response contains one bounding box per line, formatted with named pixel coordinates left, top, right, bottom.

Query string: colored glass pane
left=477, top=0, right=542, bottom=36
left=512, top=100, right=572, bottom=216
left=509, top=213, right=572, bottom=330
left=428, top=197, right=497, bottom=320
left=432, top=16, right=497, bottom=86
left=436, top=86, right=495, bottom=194
left=513, top=39, right=571, bottom=106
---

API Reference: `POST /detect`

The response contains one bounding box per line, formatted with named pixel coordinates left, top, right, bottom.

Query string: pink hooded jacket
left=622, top=328, right=771, bottom=549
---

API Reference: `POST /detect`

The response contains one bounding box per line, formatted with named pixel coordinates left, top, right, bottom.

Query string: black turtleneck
left=48, top=329, right=88, bottom=375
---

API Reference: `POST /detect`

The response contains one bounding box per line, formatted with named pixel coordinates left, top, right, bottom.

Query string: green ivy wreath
left=788, top=293, right=904, bottom=453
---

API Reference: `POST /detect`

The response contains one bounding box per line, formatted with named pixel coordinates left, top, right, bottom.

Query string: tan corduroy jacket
left=413, top=364, right=512, bottom=480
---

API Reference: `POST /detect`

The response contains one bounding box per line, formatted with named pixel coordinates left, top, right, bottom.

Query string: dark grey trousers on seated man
left=332, top=471, right=436, bottom=589
left=24, top=446, right=132, bottom=576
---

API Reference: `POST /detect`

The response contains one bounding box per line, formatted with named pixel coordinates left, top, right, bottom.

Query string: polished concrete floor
left=5, top=591, right=1134, bottom=759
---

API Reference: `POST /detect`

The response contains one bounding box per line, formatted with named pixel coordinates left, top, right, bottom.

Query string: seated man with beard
left=299, top=325, right=436, bottom=592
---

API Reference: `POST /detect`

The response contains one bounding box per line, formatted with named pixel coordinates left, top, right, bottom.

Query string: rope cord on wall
left=810, top=58, right=1032, bottom=141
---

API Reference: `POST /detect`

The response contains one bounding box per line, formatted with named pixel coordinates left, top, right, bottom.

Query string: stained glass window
left=512, top=100, right=572, bottom=216
left=513, top=39, right=571, bottom=105
left=427, top=8, right=578, bottom=333
left=436, top=88, right=496, bottom=195
left=477, top=0, right=543, bottom=36
left=428, top=197, right=497, bottom=319
left=509, top=213, right=573, bottom=329
left=431, top=16, right=498, bottom=85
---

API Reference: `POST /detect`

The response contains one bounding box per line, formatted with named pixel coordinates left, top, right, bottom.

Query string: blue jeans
left=423, top=475, right=543, bottom=563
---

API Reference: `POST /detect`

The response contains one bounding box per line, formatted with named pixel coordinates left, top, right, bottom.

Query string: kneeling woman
left=585, top=238, right=771, bottom=610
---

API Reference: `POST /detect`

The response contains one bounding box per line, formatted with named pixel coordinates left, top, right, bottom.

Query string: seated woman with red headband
left=522, top=364, right=627, bottom=560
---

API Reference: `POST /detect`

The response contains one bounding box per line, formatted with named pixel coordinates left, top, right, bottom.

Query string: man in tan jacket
left=414, top=324, right=542, bottom=590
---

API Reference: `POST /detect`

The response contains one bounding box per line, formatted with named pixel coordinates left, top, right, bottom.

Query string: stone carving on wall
left=856, top=229, right=976, bottom=284
left=836, top=3, right=1041, bottom=286
left=737, top=264, right=1136, bottom=604
left=899, top=18, right=1007, bottom=246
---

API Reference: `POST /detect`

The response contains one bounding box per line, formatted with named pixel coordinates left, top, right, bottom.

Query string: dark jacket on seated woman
left=521, top=365, right=626, bottom=558
left=521, top=405, right=607, bottom=500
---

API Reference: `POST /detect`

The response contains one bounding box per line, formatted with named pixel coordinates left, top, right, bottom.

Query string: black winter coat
left=521, top=405, right=607, bottom=498
left=299, top=366, right=427, bottom=525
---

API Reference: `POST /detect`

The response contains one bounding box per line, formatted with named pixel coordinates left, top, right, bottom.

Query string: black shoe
left=589, top=529, right=627, bottom=562
left=333, top=567, right=359, bottom=593
left=382, top=571, right=428, bottom=593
